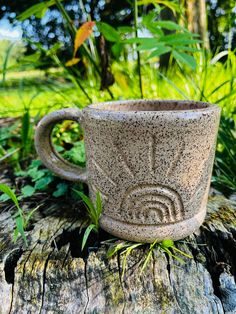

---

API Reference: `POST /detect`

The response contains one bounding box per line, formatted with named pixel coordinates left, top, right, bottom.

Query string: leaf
left=157, top=71, right=189, bottom=99
left=174, top=45, right=201, bottom=52
left=35, top=6, right=48, bottom=19
left=21, top=108, right=30, bottom=147
left=124, top=37, right=158, bottom=45
left=63, top=141, right=85, bottom=166
left=13, top=228, right=19, bottom=242
left=172, top=50, right=196, bottom=70
left=210, top=50, right=229, bottom=65
left=82, top=224, right=96, bottom=251
left=147, top=46, right=171, bottom=59
left=136, top=39, right=164, bottom=51
left=156, top=20, right=182, bottom=30
left=111, top=43, right=123, bottom=58
left=0, top=184, right=20, bottom=210
left=53, top=183, right=68, bottom=197
left=160, top=33, right=200, bottom=45
left=31, top=159, right=42, bottom=168
left=21, top=185, right=35, bottom=197
left=96, top=22, right=120, bottom=43
left=0, top=193, right=11, bottom=202
left=25, top=205, right=40, bottom=227
left=20, top=52, right=41, bottom=63
left=34, top=176, right=53, bottom=190
left=17, top=0, right=58, bottom=21
left=27, top=168, right=45, bottom=181
left=65, top=58, right=80, bottom=67
left=96, top=191, right=102, bottom=218
left=172, top=246, right=193, bottom=259
left=161, top=239, right=174, bottom=248
left=73, top=21, right=95, bottom=57
left=107, top=242, right=127, bottom=258
left=117, top=26, right=134, bottom=34
left=74, top=190, right=95, bottom=212
left=15, top=216, right=27, bottom=246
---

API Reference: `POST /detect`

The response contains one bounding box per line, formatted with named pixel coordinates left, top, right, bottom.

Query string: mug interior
left=89, top=100, right=214, bottom=112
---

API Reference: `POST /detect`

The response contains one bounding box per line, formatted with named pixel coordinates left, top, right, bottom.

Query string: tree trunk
left=185, top=0, right=210, bottom=49
left=1, top=191, right=236, bottom=313
left=159, top=7, right=176, bottom=69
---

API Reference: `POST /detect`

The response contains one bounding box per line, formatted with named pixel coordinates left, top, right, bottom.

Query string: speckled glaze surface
left=35, top=100, right=221, bottom=242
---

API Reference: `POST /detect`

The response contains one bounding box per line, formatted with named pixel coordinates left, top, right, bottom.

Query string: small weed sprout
left=106, top=238, right=193, bottom=277
left=73, top=189, right=102, bottom=250
left=0, top=183, right=38, bottom=246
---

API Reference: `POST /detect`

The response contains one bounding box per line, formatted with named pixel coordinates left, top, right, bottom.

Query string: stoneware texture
left=35, top=99, right=221, bottom=243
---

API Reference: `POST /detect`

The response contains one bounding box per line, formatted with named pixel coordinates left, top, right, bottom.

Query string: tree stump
left=0, top=194, right=236, bottom=314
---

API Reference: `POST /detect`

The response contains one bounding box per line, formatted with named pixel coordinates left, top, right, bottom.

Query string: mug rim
left=83, top=99, right=220, bottom=115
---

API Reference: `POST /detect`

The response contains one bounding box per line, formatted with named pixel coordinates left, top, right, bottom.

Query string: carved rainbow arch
left=120, top=184, right=184, bottom=224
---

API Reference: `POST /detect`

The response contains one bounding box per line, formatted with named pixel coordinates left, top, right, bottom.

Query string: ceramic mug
left=35, top=100, right=221, bottom=242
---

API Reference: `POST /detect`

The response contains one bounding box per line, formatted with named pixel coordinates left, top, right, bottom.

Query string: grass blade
left=0, top=183, right=20, bottom=211
left=82, top=224, right=96, bottom=251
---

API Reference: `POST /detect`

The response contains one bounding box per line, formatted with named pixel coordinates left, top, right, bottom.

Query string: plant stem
left=52, top=54, right=92, bottom=103
left=134, top=0, right=143, bottom=98
left=55, top=0, right=114, bottom=99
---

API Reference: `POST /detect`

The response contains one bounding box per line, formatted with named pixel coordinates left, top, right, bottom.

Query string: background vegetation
left=0, top=0, right=235, bottom=248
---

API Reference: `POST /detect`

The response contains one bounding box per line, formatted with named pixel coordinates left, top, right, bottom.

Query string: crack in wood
left=38, top=249, right=54, bottom=314
left=84, top=259, right=89, bottom=314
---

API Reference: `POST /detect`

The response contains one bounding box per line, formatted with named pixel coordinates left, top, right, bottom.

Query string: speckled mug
left=35, top=100, right=221, bottom=242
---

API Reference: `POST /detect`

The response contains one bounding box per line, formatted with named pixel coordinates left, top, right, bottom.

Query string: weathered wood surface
left=0, top=193, right=236, bottom=314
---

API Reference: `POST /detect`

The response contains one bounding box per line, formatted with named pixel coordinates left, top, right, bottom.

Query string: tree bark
left=185, top=0, right=210, bottom=49
left=1, top=192, right=236, bottom=313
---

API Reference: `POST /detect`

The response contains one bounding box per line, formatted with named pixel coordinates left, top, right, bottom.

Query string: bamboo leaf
left=136, top=41, right=166, bottom=51
left=96, top=22, right=120, bottom=42
left=160, top=33, right=200, bottom=45
left=17, top=0, right=58, bottom=21
left=147, top=46, right=171, bottom=59
left=155, top=20, right=182, bottom=30
left=172, top=50, right=196, bottom=70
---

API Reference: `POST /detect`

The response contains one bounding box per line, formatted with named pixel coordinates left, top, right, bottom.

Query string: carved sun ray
left=113, top=141, right=134, bottom=178
left=92, top=159, right=117, bottom=187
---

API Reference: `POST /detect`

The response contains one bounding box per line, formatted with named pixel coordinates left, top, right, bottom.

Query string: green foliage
left=123, top=10, right=200, bottom=70
left=52, top=120, right=86, bottom=167
left=73, top=190, right=102, bottom=250
left=21, top=107, right=34, bottom=159
left=17, top=0, right=59, bottom=21
left=106, top=238, right=192, bottom=277
left=0, top=121, right=21, bottom=164
left=0, top=40, right=26, bottom=86
left=74, top=190, right=102, bottom=228
left=96, top=22, right=120, bottom=43
left=15, top=159, right=66, bottom=198
left=0, top=183, right=38, bottom=246
left=212, top=116, right=236, bottom=194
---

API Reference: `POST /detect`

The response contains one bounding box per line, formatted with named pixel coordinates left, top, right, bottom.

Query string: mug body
left=81, top=100, right=221, bottom=242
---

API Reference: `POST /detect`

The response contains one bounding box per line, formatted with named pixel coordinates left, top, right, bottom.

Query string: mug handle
left=34, top=108, right=87, bottom=183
